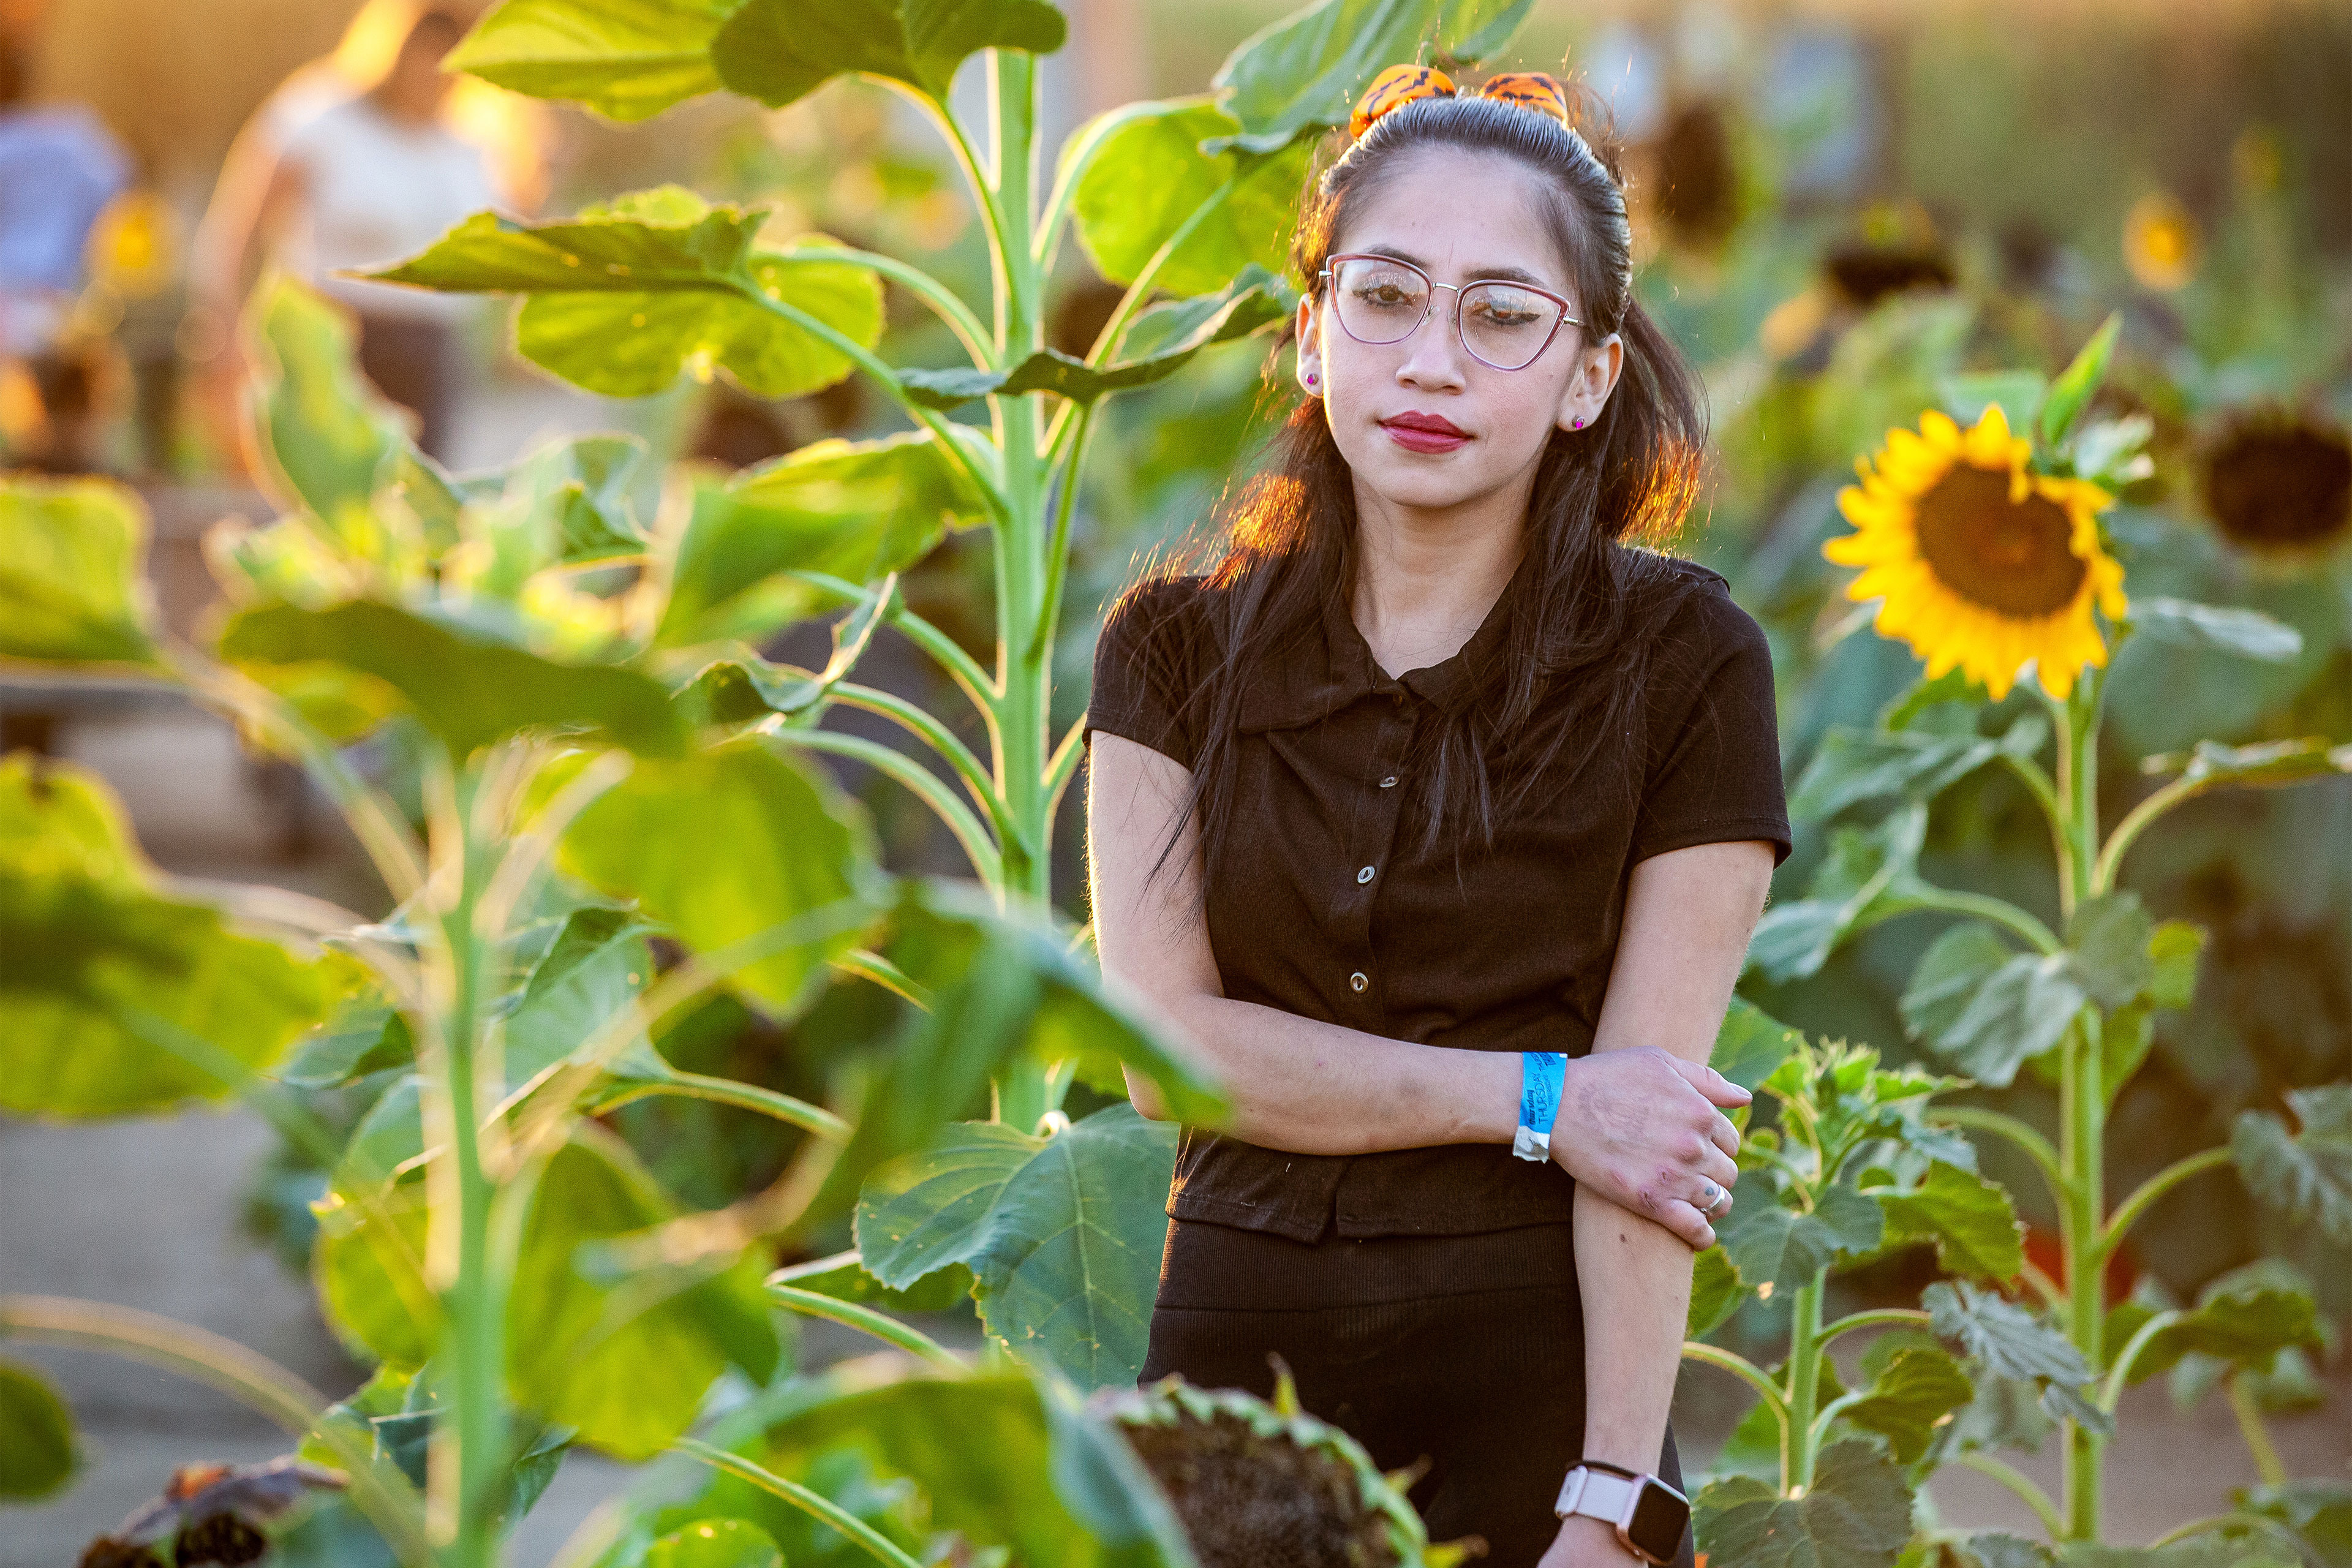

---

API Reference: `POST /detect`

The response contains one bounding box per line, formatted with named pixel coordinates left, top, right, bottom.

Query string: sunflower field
left=2, top=1, right=2350, bottom=1567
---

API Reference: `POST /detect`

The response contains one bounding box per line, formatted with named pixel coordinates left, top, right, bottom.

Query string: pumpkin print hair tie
left=1348, top=63, right=1574, bottom=140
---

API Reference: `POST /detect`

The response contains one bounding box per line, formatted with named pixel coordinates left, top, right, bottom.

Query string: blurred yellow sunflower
left=1825, top=404, right=2126, bottom=700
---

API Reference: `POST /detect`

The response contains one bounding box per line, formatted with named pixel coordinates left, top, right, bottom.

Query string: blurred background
left=2, top=0, right=2347, bottom=1560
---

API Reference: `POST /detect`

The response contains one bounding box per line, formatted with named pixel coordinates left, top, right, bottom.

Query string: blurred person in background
left=0, top=0, right=132, bottom=473
left=190, top=2, right=496, bottom=462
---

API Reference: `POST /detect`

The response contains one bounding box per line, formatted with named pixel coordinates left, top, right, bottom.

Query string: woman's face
left=1296, top=146, right=1623, bottom=521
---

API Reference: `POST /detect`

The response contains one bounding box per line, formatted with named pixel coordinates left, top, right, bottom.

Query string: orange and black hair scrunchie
left=1348, top=62, right=1574, bottom=139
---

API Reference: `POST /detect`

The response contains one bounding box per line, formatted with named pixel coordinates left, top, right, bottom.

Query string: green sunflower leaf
left=1746, top=805, right=1941, bottom=983
left=1711, top=997, right=1803, bottom=1091
left=657, top=431, right=989, bottom=650
left=0, top=1360, right=77, bottom=1499
left=1692, top=1440, right=1914, bottom=1568
left=2040, top=311, right=2122, bottom=450
left=1069, top=99, right=1313, bottom=298
left=2138, top=737, right=2352, bottom=791
left=646, top=1519, right=785, bottom=1568
left=710, top=0, right=1066, bottom=108
left=1687, top=1246, right=1746, bottom=1338
left=2231, top=1086, right=2352, bottom=1248
left=553, top=737, right=881, bottom=1018
left=1841, top=1345, right=1975, bottom=1464
left=1209, top=0, right=1537, bottom=155
left=2116, top=1273, right=2323, bottom=1387
left=2238, top=1481, right=2352, bottom=1568
left=0, top=475, right=162, bottom=668
left=217, top=600, right=688, bottom=760
left=1939, top=371, right=2048, bottom=434
left=1719, top=1188, right=1877, bottom=1295
left=2127, top=598, right=2304, bottom=663
left=366, top=194, right=883, bottom=399
left=1899, top=924, right=2086, bottom=1088
left=1879, top=1159, right=2025, bottom=1281
left=769, top=1249, right=976, bottom=1313
left=245, top=276, right=415, bottom=525
left=1790, top=710, right=2048, bottom=821
left=858, top=1106, right=1177, bottom=1387
left=447, top=0, right=737, bottom=122
left=0, top=757, right=329, bottom=1117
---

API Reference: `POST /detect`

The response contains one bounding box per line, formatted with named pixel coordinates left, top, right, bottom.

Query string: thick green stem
left=1786, top=1275, right=1826, bottom=1491
left=424, top=766, right=505, bottom=1568
left=2060, top=1004, right=2106, bottom=1542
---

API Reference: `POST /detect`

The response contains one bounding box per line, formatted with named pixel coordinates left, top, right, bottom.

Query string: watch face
left=1625, top=1479, right=1691, bottom=1563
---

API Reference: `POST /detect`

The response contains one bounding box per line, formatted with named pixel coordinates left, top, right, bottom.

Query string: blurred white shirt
left=273, top=92, right=494, bottom=323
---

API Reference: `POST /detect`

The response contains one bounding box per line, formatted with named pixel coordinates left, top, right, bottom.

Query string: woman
left=1084, top=66, right=1791, bottom=1568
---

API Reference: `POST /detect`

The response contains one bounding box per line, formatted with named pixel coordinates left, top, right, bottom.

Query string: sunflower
left=2199, top=408, right=2352, bottom=556
left=1825, top=403, right=2127, bottom=700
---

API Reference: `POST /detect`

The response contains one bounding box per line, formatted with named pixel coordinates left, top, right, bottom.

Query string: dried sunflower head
left=1099, top=1371, right=1477, bottom=1568
left=2199, top=408, right=2352, bottom=556
left=77, top=1458, right=345, bottom=1568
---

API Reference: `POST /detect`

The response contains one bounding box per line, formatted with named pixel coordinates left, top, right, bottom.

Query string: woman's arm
left=1086, top=731, right=1752, bottom=1250
left=1548, top=839, right=1776, bottom=1567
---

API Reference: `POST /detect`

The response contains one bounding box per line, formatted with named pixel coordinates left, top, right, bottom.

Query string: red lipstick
left=1380, top=410, right=1471, bottom=453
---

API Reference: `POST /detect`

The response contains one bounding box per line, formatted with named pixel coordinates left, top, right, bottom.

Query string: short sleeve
left=1630, top=582, right=1792, bottom=867
left=1085, top=578, right=1210, bottom=769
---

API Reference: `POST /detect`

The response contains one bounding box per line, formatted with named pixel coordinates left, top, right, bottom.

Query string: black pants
left=1139, top=1218, right=1697, bottom=1568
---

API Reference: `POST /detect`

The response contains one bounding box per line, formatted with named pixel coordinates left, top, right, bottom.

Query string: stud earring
left=1305, top=370, right=1319, bottom=386
left=1571, top=415, right=1583, bottom=429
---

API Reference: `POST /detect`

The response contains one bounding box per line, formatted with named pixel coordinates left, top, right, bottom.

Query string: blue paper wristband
left=1513, top=1050, right=1567, bottom=1161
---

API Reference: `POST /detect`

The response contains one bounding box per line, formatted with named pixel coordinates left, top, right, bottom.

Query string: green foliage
left=2038, top=312, right=2122, bottom=450
left=0, top=756, right=328, bottom=1116
left=552, top=737, right=880, bottom=1016
left=656, top=431, right=987, bottom=649
left=0, top=1360, right=77, bottom=1499
left=368, top=190, right=884, bottom=399
left=712, top=0, right=1068, bottom=108
left=647, top=1520, right=785, bottom=1568
left=1693, top=1440, right=1915, bottom=1568
left=448, top=0, right=737, bottom=121
left=1841, top=1346, right=1975, bottom=1464
left=0, top=475, right=160, bottom=666
left=1208, top=0, right=1536, bottom=153
left=2231, top=1086, right=2352, bottom=1247
left=1687, top=1246, right=1745, bottom=1336
left=858, top=1106, right=1177, bottom=1386
left=2127, top=600, right=2304, bottom=664
left=1924, top=1281, right=2104, bottom=1429
left=247, top=275, right=415, bottom=525
left=1070, top=102, right=1311, bottom=297
left=1747, top=805, right=1940, bottom=982
left=1879, top=1160, right=2025, bottom=1281
left=221, top=600, right=688, bottom=760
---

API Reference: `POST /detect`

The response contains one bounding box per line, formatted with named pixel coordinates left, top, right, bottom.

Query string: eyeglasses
left=1316, top=252, right=1582, bottom=372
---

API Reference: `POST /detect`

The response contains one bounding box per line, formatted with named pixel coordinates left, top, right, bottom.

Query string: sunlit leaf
left=1879, top=1160, right=2025, bottom=1281
left=858, top=1107, right=1175, bottom=1387
left=1692, top=1440, right=1913, bottom=1568
left=1719, top=1183, right=1880, bottom=1294
left=0, top=756, right=328, bottom=1117
left=2040, top=311, right=2121, bottom=450
left=448, top=0, right=737, bottom=121
left=276, top=982, right=412, bottom=1090
left=2232, top=1086, right=2352, bottom=1248
left=770, top=1249, right=975, bottom=1313
left=712, top=0, right=1066, bottom=108
left=1069, top=99, right=1312, bottom=298
left=1209, top=0, right=1536, bottom=154
left=458, top=432, right=650, bottom=565
left=657, top=431, right=987, bottom=649
left=508, top=1128, right=779, bottom=1460
left=219, top=600, right=687, bottom=760
left=1841, top=1345, right=1973, bottom=1464
left=556, top=737, right=881, bottom=1017
left=0, top=1361, right=76, bottom=1499
left=366, top=193, right=883, bottom=399
left=647, top=1518, right=786, bottom=1568
left=0, top=475, right=160, bottom=667
left=245, top=276, right=413, bottom=524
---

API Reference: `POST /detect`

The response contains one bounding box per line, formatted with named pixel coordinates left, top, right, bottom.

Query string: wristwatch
left=1555, top=1460, right=1689, bottom=1565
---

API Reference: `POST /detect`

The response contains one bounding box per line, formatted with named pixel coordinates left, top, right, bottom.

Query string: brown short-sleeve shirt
left=1085, top=551, right=1791, bottom=1242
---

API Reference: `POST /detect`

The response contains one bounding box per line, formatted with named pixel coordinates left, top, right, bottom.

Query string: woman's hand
left=1539, top=1513, right=1646, bottom=1567
left=1549, top=1045, right=1745, bottom=1249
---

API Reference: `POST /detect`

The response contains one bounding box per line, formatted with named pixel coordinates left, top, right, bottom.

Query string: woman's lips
left=1381, top=417, right=1471, bottom=454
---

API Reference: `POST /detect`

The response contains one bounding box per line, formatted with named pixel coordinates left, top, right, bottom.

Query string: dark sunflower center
left=2202, top=423, right=2352, bottom=548
left=1913, top=463, right=2087, bottom=617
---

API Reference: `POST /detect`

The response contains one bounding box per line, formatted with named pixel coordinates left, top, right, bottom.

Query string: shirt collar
left=1236, top=551, right=1535, bottom=733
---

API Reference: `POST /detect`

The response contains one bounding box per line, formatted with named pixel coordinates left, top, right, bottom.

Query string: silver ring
left=1699, top=1180, right=1719, bottom=1208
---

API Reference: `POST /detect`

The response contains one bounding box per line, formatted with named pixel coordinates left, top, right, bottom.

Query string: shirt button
left=1357, top=865, right=1376, bottom=884
left=1379, top=775, right=1398, bottom=788
left=1349, top=971, right=1368, bottom=993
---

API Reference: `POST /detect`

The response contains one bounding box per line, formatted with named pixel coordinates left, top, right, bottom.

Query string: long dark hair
left=1118, top=80, right=1711, bottom=886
